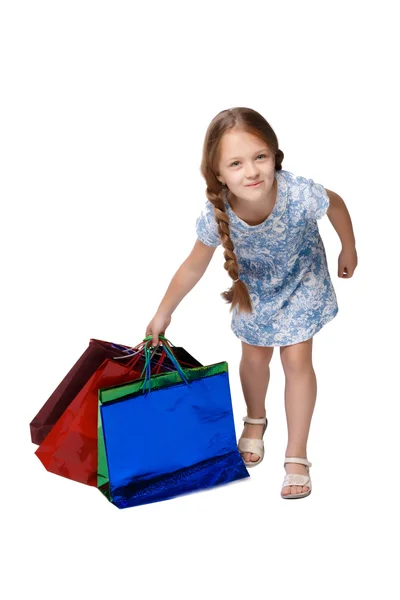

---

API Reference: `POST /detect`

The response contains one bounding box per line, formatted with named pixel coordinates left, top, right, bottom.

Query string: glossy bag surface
left=35, top=342, right=202, bottom=486
left=98, top=341, right=248, bottom=508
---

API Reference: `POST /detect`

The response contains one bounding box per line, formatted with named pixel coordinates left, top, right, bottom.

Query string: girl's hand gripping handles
left=145, top=312, right=172, bottom=348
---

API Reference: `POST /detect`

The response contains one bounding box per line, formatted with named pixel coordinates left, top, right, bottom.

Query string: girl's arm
left=156, top=239, right=218, bottom=316
left=325, top=189, right=358, bottom=278
left=146, top=240, right=218, bottom=346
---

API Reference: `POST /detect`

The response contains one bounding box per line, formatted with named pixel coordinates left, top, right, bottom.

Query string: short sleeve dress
left=195, top=169, right=339, bottom=347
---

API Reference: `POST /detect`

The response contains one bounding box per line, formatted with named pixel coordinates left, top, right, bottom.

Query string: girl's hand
left=338, top=246, right=358, bottom=278
left=145, top=312, right=172, bottom=347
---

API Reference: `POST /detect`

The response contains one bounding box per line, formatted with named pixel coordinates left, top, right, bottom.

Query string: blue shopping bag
left=98, top=336, right=249, bottom=508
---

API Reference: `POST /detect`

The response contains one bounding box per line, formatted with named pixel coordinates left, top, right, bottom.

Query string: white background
left=1, top=1, right=398, bottom=598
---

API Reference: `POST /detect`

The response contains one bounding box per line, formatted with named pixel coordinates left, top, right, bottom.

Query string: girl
left=145, top=107, right=357, bottom=500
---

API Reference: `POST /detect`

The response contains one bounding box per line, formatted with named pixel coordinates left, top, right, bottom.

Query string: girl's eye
left=230, top=154, right=267, bottom=167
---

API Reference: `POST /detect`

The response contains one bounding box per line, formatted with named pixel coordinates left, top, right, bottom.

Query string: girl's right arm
left=145, top=239, right=218, bottom=346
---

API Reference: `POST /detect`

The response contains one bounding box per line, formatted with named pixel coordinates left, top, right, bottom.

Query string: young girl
left=145, top=107, right=357, bottom=500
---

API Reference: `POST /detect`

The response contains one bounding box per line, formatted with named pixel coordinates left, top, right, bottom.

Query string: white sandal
left=237, top=416, right=268, bottom=468
left=281, top=457, right=312, bottom=499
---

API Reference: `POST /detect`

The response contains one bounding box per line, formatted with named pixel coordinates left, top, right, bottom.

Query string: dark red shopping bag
left=29, top=339, right=138, bottom=445
left=34, top=343, right=202, bottom=486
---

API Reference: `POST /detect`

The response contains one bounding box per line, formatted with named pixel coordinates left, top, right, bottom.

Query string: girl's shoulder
left=279, top=169, right=317, bottom=189
left=278, top=169, right=329, bottom=221
left=195, top=199, right=221, bottom=247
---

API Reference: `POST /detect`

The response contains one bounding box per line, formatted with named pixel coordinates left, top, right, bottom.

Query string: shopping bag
left=30, top=339, right=136, bottom=444
left=98, top=336, right=249, bottom=508
left=30, top=338, right=202, bottom=445
left=34, top=339, right=203, bottom=486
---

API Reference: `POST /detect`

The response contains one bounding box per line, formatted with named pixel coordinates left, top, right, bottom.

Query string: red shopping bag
left=35, top=343, right=202, bottom=486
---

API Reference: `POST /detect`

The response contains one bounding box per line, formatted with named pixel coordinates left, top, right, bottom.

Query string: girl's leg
left=279, top=337, right=316, bottom=496
left=239, top=341, right=274, bottom=463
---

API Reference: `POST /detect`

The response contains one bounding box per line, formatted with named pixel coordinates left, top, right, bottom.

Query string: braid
left=275, top=149, right=284, bottom=170
left=205, top=185, right=253, bottom=314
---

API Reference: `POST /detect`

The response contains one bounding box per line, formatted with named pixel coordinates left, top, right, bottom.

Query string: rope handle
left=140, top=336, right=190, bottom=395
left=111, top=339, right=168, bottom=376
left=112, top=335, right=193, bottom=376
left=140, top=335, right=176, bottom=380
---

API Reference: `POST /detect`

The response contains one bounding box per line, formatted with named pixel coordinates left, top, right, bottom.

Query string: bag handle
left=125, top=348, right=164, bottom=375
left=112, top=340, right=147, bottom=361
left=140, top=335, right=178, bottom=377
left=112, top=340, right=163, bottom=369
left=140, top=336, right=190, bottom=395
left=126, top=344, right=168, bottom=371
left=156, top=336, right=190, bottom=383
left=113, top=336, right=195, bottom=369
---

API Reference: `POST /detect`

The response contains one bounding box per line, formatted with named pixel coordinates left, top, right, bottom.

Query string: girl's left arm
left=325, top=189, right=358, bottom=278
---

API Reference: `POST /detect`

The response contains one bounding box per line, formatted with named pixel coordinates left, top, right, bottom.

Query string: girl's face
left=216, top=130, right=276, bottom=202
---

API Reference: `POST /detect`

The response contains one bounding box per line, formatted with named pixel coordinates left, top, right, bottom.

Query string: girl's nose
left=245, top=166, right=260, bottom=178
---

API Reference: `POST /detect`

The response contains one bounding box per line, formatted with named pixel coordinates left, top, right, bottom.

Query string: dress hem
left=231, top=306, right=339, bottom=347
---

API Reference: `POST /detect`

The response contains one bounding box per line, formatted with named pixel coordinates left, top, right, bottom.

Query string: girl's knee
left=279, top=339, right=313, bottom=376
left=241, top=341, right=274, bottom=365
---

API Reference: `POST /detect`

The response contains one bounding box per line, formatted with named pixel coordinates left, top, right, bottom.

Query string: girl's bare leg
left=280, top=337, right=316, bottom=496
left=239, top=341, right=274, bottom=463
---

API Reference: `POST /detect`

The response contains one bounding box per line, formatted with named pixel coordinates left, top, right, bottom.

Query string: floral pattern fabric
left=195, top=169, right=339, bottom=346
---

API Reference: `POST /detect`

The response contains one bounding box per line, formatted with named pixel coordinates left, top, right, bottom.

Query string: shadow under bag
left=98, top=337, right=249, bottom=508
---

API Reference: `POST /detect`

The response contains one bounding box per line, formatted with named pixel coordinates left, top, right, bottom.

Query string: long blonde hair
left=200, top=107, right=284, bottom=314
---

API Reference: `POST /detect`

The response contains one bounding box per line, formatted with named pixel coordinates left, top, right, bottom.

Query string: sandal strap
left=238, top=437, right=264, bottom=454
left=243, top=416, right=267, bottom=425
left=284, top=457, right=312, bottom=468
left=282, top=473, right=311, bottom=488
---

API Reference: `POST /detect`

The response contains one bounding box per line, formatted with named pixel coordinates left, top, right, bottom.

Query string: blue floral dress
left=195, top=169, right=339, bottom=347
